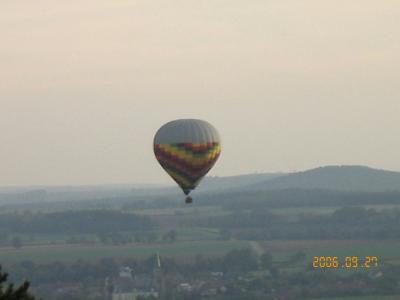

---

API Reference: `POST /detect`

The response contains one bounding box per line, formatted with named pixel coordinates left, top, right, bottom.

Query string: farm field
left=1, top=227, right=221, bottom=249
left=131, top=205, right=228, bottom=216
left=259, top=239, right=400, bottom=254
left=254, top=239, right=400, bottom=271
left=260, top=239, right=400, bottom=256
left=132, top=203, right=400, bottom=218
left=304, top=241, right=400, bottom=263
left=312, top=296, right=400, bottom=300
left=0, top=240, right=249, bottom=264
left=3, top=237, right=399, bottom=268
left=174, top=227, right=220, bottom=241
left=270, top=203, right=400, bottom=216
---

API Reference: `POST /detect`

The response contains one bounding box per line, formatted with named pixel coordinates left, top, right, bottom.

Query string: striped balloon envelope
left=153, top=119, right=221, bottom=203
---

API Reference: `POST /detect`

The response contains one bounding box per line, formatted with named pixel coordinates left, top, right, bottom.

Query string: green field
left=305, top=241, right=400, bottom=262
left=175, top=227, right=220, bottom=241
left=130, top=203, right=400, bottom=218
left=312, top=296, right=400, bottom=300
left=8, top=233, right=99, bottom=247
left=270, top=204, right=400, bottom=216
left=3, top=203, right=400, bottom=273
left=3, top=237, right=400, bottom=269
left=259, top=240, right=400, bottom=263
left=0, top=240, right=249, bottom=264
left=132, top=205, right=227, bottom=216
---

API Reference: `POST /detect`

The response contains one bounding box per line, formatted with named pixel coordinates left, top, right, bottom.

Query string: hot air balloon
left=153, top=119, right=221, bottom=203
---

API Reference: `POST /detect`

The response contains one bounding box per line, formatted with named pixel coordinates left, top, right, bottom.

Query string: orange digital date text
left=312, top=256, right=378, bottom=269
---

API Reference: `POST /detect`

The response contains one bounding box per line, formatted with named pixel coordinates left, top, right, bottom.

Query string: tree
left=260, top=252, right=273, bottom=269
left=289, top=251, right=306, bottom=263
left=12, top=236, right=22, bottom=250
left=223, top=248, right=259, bottom=272
left=162, top=230, right=177, bottom=243
left=218, top=229, right=232, bottom=240
left=146, top=232, right=158, bottom=243
left=168, top=230, right=177, bottom=243
left=0, top=266, right=38, bottom=299
left=0, top=230, right=9, bottom=246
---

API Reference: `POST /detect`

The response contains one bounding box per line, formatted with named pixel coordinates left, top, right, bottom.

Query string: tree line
left=0, top=210, right=155, bottom=235
left=192, top=206, right=400, bottom=240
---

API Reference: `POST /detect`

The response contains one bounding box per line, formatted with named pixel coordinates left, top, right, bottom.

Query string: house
left=178, top=283, right=193, bottom=293
left=120, top=267, right=133, bottom=279
left=112, top=290, right=159, bottom=300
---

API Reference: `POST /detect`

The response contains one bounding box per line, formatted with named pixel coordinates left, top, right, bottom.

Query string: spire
left=156, top=253, right=161, bottom=269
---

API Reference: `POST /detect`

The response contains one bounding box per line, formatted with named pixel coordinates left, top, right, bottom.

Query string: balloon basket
left=185, top=196, right=193, bottom=204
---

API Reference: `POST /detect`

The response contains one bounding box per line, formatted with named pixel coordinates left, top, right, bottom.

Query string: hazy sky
left=1, top=0, right=399, bottom=186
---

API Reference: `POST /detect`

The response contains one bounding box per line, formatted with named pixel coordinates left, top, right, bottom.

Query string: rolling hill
left=196, top=173, right=284, bottom=192
left=248, top=165, right=400, bottom=192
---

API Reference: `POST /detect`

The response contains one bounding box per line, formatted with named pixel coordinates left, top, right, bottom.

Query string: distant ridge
left=2, top=166, right=400, bottom=206
left=197, top=173, right=284, bottom=192
left=248, top=165, right=400, bottom=192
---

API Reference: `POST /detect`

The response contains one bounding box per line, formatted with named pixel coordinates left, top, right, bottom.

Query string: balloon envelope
left=154, top=119, right=221, bottom=195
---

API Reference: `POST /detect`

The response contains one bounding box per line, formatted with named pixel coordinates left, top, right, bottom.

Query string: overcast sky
left=1, top=0, right=399, bottom=186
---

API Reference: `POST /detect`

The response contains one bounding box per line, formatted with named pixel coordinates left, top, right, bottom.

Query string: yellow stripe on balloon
left=157, top=144, right=220, bottom=166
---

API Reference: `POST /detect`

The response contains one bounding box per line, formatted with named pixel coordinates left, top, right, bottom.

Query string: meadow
left=314, top=297, right=399, bottom=300
left=2, top=202, right=400, bottom=268
left=0, top=240, right=249, bottom=264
